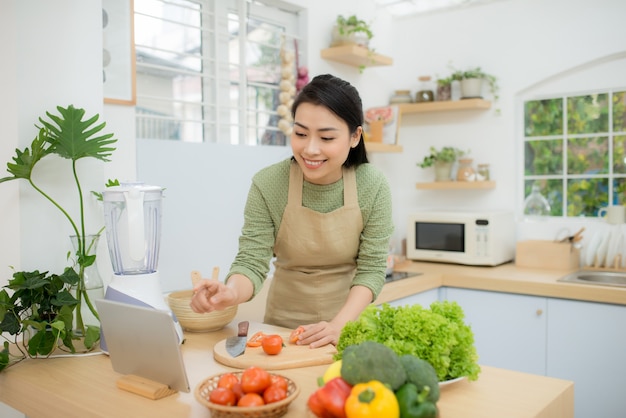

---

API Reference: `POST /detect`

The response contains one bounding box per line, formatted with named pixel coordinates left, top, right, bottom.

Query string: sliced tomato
left=246, top=331, right=267, bottom=347
left=289, top=326, right=305, bottom=344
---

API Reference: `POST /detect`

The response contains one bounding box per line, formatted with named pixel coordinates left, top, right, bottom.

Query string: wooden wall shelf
left=398, top=99, right=491, bottom=115
left=365, top=142, right=403, bottom=153
left=416, top=181, right=496, bottom=190
left=320, top=45, right=393, bottom=68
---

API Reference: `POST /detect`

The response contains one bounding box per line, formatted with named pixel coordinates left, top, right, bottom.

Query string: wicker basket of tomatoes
left=195, top=367, right=300, bottom=418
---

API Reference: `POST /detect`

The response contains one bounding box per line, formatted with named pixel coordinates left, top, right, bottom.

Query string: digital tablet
left=96, top=299, right=190, bottom=393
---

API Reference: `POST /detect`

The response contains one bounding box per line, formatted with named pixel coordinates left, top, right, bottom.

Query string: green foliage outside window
left=524, top=90, right=626, bottom=217
left=524, top=98, right=562, bottom=137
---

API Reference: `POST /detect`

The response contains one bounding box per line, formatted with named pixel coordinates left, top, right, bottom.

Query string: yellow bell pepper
left=345, top=380, right=399, bottom=418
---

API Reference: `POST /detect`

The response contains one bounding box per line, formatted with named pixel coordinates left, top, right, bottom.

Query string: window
left=133, top=0, right=303, bottom=145
left=523, top=90, right=626, bottom=217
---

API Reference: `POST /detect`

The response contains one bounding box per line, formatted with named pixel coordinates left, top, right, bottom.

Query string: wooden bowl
left=195, top=372, right=299, bottom=418
left=167, top=290, right=237, bottom=332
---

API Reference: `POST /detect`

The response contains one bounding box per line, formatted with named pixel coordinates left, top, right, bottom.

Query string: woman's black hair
left=291, top=74, right=368, bottom=167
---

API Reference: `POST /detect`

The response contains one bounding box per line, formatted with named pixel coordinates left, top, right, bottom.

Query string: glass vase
left=70, top=234, right=104, bottom=334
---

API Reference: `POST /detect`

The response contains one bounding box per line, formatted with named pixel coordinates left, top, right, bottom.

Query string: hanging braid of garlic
left=276, top=38, right=296, bottom=136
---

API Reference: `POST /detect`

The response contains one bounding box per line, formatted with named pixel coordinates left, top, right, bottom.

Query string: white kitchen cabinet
left=0, top=402, right=23, bottom=418
left=442, top=287, right=548, bottom=376
left=385, top=288, right=440, bottom=308
left=546, top=298, right=626, bottom=418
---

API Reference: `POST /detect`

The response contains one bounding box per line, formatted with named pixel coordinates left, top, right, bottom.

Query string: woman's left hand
left=294, top=321, right=341, bottom=348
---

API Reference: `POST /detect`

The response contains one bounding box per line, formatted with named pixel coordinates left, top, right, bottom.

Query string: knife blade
left=225, top=321, right=249, bottom=357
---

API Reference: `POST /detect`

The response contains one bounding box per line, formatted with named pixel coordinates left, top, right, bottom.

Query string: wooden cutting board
left=213, top=326, right=337, bottom=370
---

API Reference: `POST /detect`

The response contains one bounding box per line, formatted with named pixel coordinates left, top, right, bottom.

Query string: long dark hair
left=291, top=74, right=368, bottom=167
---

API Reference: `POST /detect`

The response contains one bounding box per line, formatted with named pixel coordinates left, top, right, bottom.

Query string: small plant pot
left=434, top=162, right=453, bottom=182
left=460, top=78, right=483, bottom=99
left=331, top=25, right=370, bottom=48
left=436, top=85, right=452, bottom=101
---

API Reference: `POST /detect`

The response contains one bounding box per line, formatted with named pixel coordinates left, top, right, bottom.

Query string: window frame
left=521, top=88, right=626, bottom=218
left=133, top=0, right=305, bottom=145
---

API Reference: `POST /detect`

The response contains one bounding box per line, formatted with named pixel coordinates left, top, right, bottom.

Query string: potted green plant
left=451, top=66, right=499, bottom=103
left=418, top=146, right=467, bottom=181
left=435, top=76, right=453, bottom=101
left=331, top=14, right=374, bottom=48
left=0, top=105, right=117, bottom=371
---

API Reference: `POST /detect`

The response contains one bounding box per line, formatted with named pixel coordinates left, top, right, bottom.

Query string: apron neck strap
left=288, top=161, right=358, bottom=207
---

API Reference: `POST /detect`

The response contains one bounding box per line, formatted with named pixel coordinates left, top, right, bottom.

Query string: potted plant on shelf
left=331, top=14, right=374, bottom=48
left=451, top=66, right=499, bottom=103
left=435, top=76, right=453, bottom=101
left=418, top=146, right=467, bottom=181
left=0, top=105, right=117, bottom=372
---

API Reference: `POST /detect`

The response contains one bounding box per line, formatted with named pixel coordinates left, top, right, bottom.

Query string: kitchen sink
left=558, top=270, right=626, bottom=288
left=385, top=271, right=423, bottom=283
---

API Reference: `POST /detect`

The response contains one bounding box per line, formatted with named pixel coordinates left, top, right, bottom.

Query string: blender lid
left=102, top=182, right=163, bottom=201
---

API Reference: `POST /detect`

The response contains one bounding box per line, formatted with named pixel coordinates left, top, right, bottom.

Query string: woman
left=191, top=74, right=393, bottom=348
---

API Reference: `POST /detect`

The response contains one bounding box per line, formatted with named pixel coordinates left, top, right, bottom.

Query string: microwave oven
left=407, top=210, right=515, bottom=266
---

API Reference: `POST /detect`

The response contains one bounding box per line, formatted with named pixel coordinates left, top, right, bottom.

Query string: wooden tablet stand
left=116, top=374, right=178, bottom=400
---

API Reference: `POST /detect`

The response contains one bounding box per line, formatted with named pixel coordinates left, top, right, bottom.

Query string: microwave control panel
left=474, top=219, right=490, bottom=257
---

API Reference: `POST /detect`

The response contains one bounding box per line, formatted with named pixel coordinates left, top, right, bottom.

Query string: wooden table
left=0, top=322, right=573, bottom=418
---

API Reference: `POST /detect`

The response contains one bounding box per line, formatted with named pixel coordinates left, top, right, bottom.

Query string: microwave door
left=415, top=222, right=465, bottom=252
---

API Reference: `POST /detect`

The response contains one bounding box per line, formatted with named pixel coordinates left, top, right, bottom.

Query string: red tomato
left=240, top=366, right=272, bottom=394
left=289, top=326, right=305, bottom=344
left=263, top=384, right=287, bottom=404
left=217, top=373, right=239, bottom=390
left=231, top=382, right=245, bottom=402
left=270, top=374, right=288, bottom=392
left=238, top=392, right=265, bottom=407
left=208, top=387, right=237, bottom=406
left=262, top=334, right=284, bottom=355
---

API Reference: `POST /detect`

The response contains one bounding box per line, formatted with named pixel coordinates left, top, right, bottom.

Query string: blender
left=100, top=182, right=183, bottom=350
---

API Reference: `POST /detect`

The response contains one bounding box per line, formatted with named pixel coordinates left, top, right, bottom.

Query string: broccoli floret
left=340, top=341, right=407, bottom=390
left=399, top=354, right=440, bottom=402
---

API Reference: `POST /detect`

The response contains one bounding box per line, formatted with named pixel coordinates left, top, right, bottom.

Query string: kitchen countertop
left=0, top=321, right=574, bottom=418
left=376, top=260, right=626, bottom=306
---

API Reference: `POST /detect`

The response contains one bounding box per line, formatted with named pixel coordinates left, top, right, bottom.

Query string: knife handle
left=238, top=321, right=249, bottom=337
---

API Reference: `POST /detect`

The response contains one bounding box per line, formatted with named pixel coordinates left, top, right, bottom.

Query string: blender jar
left=102, top=182, right=163, bottom=275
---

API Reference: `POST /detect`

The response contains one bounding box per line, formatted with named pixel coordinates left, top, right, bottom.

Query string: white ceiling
left=374, top=0, right=508, bottom=17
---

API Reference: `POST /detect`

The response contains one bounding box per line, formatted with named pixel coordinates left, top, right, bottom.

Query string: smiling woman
left=190, top=74, right=394, bottom=349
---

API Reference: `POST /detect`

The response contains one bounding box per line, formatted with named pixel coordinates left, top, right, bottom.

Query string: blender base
left=100, top=272, right=184, bottom=352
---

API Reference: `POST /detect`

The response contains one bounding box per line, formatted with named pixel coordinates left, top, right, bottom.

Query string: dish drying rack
left=580, top=224, right=626, bottom=272
left=585, top=254, right=626, bottom=271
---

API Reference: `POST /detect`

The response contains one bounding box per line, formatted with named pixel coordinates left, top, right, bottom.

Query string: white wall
left=0, top=0, right=20, bottom=285
left=0, top=1, right=105, bottom=289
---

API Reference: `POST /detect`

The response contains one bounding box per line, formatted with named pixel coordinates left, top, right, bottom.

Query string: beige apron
left=264, top=162, right=363, bottom=328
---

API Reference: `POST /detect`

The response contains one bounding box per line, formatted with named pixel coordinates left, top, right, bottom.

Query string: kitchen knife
left=225, top=321, right=249, bottom=357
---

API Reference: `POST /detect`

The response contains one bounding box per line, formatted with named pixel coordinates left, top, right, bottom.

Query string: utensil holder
left=515, top=240, right=580, bottom=270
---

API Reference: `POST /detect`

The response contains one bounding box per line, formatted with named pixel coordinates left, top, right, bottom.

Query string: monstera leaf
left=0, top=128, right=51, bottom=183
left=39, top=104, right=116, bottom=162
left=0, top=105, right=116, bottom=184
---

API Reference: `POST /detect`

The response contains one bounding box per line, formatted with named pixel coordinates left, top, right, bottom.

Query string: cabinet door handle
left=536, top=309, right=543, bottom=316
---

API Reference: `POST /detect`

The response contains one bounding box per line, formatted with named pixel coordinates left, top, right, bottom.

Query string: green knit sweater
left=227, top=158, right=394, bottom=301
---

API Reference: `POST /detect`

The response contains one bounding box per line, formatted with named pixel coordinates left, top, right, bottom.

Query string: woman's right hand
left=190, top=279, right=238, bottom=313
